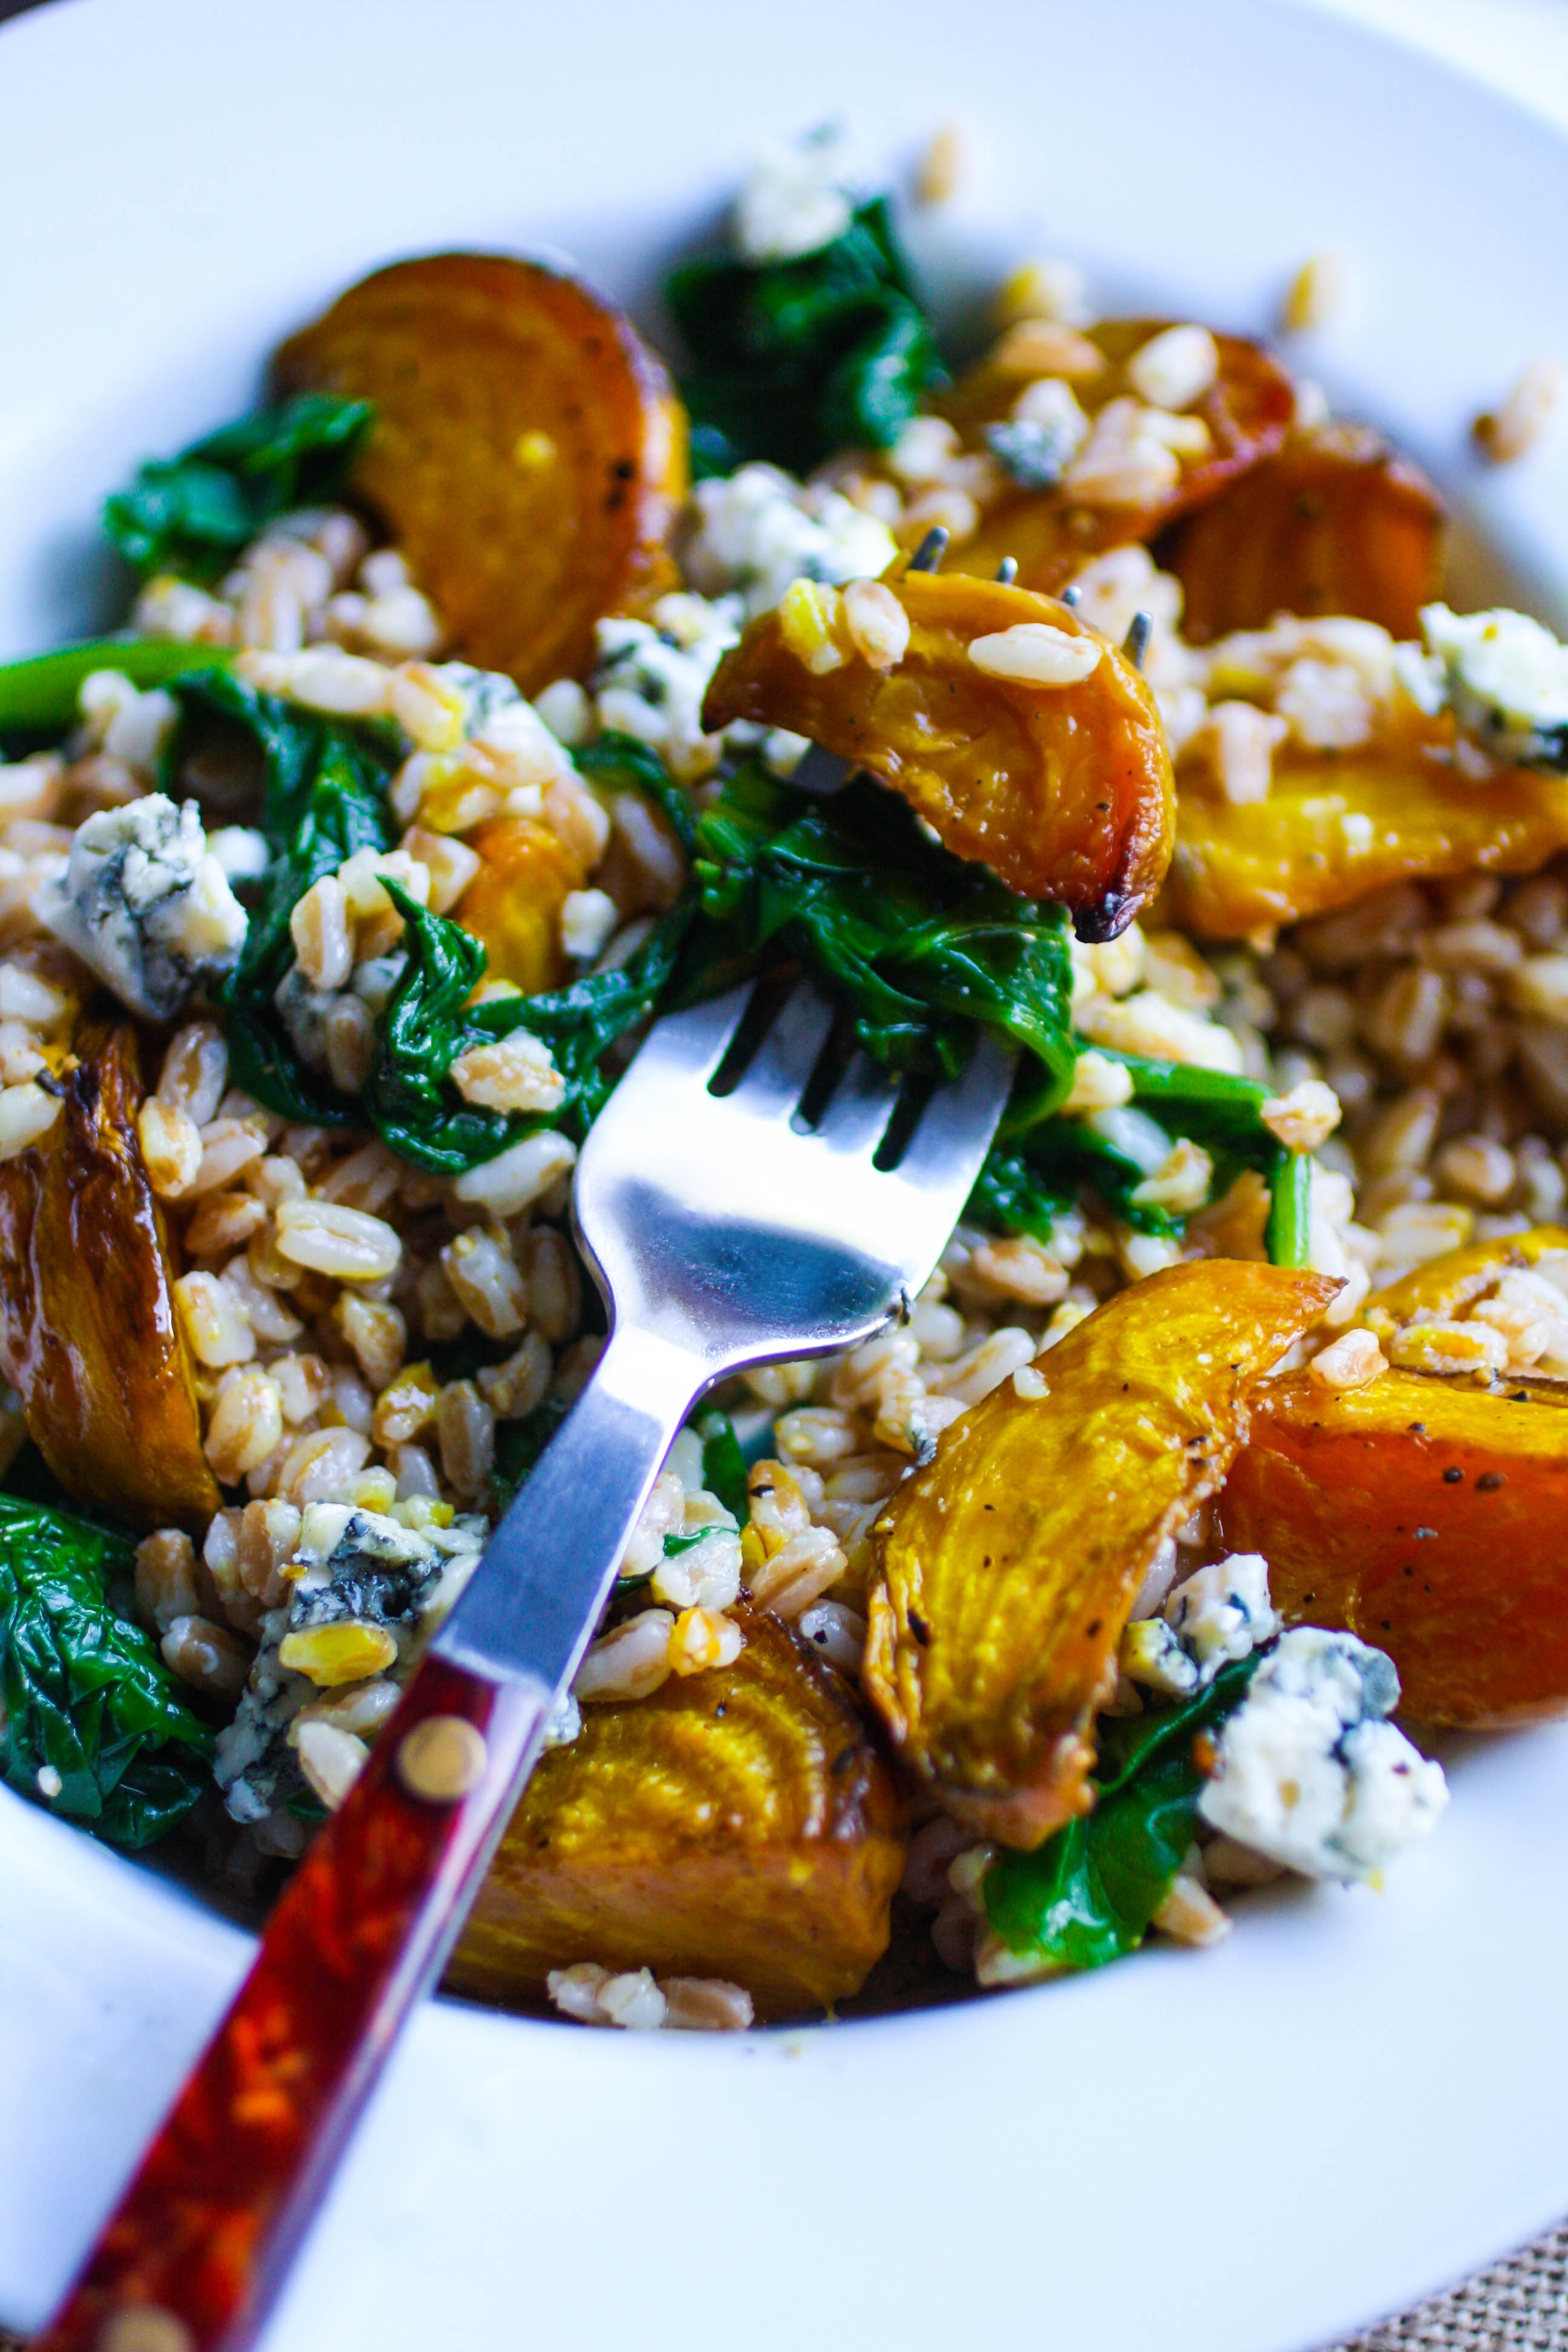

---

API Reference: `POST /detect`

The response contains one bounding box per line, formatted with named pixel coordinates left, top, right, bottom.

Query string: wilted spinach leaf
left=981, top=1654, right=1260, bottom=1976
left=0, top=1494, right=212, bottom=1849
left=697, top=1409, right=750, bottom=1529
left=169, top=668, right=397, bottom=1125
left=105, top=391, right=373, bottom=581
left=0, top=639, right=236, bottom=747
left=689, top=763, right=1076, bottom=1094
left=666, top=197, right=944, bottom=475
left=364, top=882, right=696, bottom=1172
left=969, top=1051, right=1310, bottom=1267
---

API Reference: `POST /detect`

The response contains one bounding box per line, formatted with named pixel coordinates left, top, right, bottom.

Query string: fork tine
left=617, top=983, right=752, bottom=1089
left=728, top=980, right=838, bottom=1117
left=814, top=1048, right=902, bottom=1155
left=890, top=1034, right=1016, bottom=1200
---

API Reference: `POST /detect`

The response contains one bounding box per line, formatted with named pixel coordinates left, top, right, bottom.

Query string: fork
left=38, top=975, right=1014, bottom=2352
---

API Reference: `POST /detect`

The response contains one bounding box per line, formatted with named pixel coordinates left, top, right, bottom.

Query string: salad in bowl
left=4, top=123, right=1566, bottom=2038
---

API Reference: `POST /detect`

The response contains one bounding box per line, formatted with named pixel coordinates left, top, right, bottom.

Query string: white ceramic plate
left=3, top=2, right=1568, bottom=2345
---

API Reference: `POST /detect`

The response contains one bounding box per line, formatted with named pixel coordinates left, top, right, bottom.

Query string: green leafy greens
left=970, top=1052, right=1312, bottom=1269
left=690, top=764, right=1077, bottom=1092
left=0, top=639, right=235, bottom=744
left=170, top=668, right=399, bottom=1126
left=981, top=1654, right=1261, bottom=1976
left=666, top=196, right=944, bottom=477
left=105, top=391, right=373, bottom=581
left=0, top=1494, right=212, bottom=1849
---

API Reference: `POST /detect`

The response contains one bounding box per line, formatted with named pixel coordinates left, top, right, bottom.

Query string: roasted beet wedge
left=702, top=569, right=1174, bottom=939
left=1157, top=423, right=1445, bottom=644
left=1220, top=1366, right=1568, bottom=1726
left=449, top=1609, right=909, bottom=2021
left=0, top=1016, right=218, bottom=1532
left=863, top=1259, right=1338, bottom=1849
left=1167, top=715, right=1568, bottom=939
left=275, top=252, right=688, bottom=695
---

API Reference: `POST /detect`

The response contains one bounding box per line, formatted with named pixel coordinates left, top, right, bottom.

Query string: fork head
left=573, top=978, right=1016, bottom=1377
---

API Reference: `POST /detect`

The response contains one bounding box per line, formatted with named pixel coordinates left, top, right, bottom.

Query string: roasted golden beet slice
left=452, top=817, right=586, bottom=995
left=1156, top=424, right=1446, bottom=644
left=1218, top=1368, right=1568, bottom=1725
left=863, top=1259, right=1338, bottom=1849
left=937, top=319, right=1295, bottom=595
left=1165, top=720, right=1568, bottom=939
left=0, top=1018, right=218, bottom=1533
left=701, top=570, right=1174, bottom=939
left=273, top=252, right=687, bottom=696
left=448, top=1610, right=908, bottom=2021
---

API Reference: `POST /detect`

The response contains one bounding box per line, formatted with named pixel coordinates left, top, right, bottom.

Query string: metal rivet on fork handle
left=397, top=1715, right=489, bottom=1803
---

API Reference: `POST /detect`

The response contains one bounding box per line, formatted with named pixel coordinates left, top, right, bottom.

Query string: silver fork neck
left=433, top=1319, right=704, bottom=1697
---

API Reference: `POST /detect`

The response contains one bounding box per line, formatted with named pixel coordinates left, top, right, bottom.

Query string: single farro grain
left=137, top=1097, right=203, bottom=1197
left=184, top=1189, right=268, bottom=1258
left=451, top=1034, right=564, bottom=1116
left=275, top=1197, right=402, bottom=1281
left=659, top=1978, right=754, bottom=2031
left=161, top=1613, right=250, bottom=1700
left=442, top=1227, right=529, bottom=1338
left=436, top=1377, right=495, bottom=1497
left=289, top=876, right=353, bottom=990
left=667, top=1606, right=745, bottom=1676
left=276, top=1425, right=373, bottom=1506
left=452, top=1130, right=576, bottom=1219
left=0, top=1080, right=60, bottom=1158
left=1308, top=1328, right=1386, bottom=1391
left=175, top=1272, right=256, bottom=1367
left=336, top=1292, right=407, bottom=1388
left=475, top=1330, right=552, bottom=1420
left=293, top=1719, right=368, bottom=1811
left=204, top=1370, right=284, bottom=1483
left=573, top=1609, right=676, bottom=1702
left=133, top=1529, right=202, bottom=1634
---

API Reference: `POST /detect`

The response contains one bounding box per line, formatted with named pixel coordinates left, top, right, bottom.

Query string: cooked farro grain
left=161, top=1613, right=250, bottom=1701
left=1308, top=1328, right=1385, bottom=1391
left=1281, top=250, right=1349, bottom=335
left=574, top=1609, right=676, bottom=1702
left=204, top=1369, right=285, bottom=1483
left=293, top=1719, right=368, bottom=1811
left=1474, top=358, right=1563, bottom=462
left=133, top=1529, right=204, bottom=1634
left=275, top=1197, right=402, bottom=1281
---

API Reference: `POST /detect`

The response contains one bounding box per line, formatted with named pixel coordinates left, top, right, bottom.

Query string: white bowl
left=4, top=3, right=1568, bottom=2347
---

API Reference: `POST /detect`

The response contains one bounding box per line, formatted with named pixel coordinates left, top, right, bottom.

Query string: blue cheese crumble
left=1122, top=1551, right=1278, bottom=1699
left=684, top=463, right=898, bottom=619
left=1399, top=603, right=1568, bottom=772
left=39, top=793, right=248, bottom=1021
left=734, top=125, right=855, bottom=263
left=215, top=1501, right=485, bottom=1823
left=1198, top=1625, right=1448, bottom=1881
left=589, top=592, right=743, bottom=780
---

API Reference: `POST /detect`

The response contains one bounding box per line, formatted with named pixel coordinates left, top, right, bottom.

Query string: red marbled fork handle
left=34, top=1652, right=545, bottom=2352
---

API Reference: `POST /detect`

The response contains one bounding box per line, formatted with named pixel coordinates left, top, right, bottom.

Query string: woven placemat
left=1324, top=2224, right=1568, bottom=2350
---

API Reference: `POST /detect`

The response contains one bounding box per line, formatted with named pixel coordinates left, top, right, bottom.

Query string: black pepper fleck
left=1477, top=1471, right=1506, bottom=1492
left=909, top=1607, right=932, bottom=1645
left=1442, top=1466, right=1464, bottom=1484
